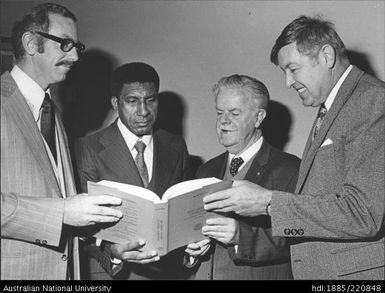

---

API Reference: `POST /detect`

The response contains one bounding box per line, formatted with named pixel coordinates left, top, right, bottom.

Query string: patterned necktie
left=230, top=157, right=244, bottom=177
left=313, top=103, right=327, bottom=140
left=40, top=93, right=57, bottom=163
left=134, top=140, right=149, bottom=187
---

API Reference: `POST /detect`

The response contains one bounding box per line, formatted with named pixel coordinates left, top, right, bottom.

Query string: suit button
left=61, top=254, right=67, bottom=261
left=35, top=239, right=41, bottom=244
left=42, top=240, right=47, bottom=245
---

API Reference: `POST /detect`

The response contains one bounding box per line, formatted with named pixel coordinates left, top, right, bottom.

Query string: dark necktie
left=230, top=157, right=244, bottom=177
left=40, top=93, right=57, bottom=163
left=313, top=103, right=327, bottom=140
left=134, top=140, right=149, bottom=187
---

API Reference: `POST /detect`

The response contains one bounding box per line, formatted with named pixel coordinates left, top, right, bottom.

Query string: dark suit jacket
left=194, top=140, right=300, bottom=279
left=75, top=121, right=193, bottom=279
left=271, top=66, right=385, bottom=279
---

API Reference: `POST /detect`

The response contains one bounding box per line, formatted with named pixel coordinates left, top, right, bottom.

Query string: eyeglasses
left=37, top=31, right=86, bottom=54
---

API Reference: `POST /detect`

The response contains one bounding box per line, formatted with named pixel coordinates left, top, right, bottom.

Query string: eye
left=146, top=96, right=157, bottom=103
left=124, top=97, right=138, bottom=104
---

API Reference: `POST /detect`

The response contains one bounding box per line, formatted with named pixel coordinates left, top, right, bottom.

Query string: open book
left=87, top=178, right=232, bottom=256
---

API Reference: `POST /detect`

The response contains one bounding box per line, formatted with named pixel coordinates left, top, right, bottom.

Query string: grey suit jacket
left=1, top=72, right=79, bottom=280
left=194, top=140, right=300, bottom=279
left=271, top=66, right=385, bottom=279
left=75, top=122, right=194, bottom=279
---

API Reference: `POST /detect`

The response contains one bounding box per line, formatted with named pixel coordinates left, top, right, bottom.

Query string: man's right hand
left=63, top=193, right=123, bottom=226
left=110, top=240, right=160, bottom=264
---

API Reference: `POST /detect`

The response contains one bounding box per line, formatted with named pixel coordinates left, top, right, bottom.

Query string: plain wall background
left=2, top=0, right=384, bottom=163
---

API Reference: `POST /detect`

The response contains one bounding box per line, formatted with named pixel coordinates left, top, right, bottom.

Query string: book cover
left=87, top=178, right=232, bottom=255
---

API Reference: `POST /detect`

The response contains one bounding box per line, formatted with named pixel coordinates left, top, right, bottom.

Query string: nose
left=285, top=72, right=295, bottom=89
left=67, top=47, right=79, bottom=62
left=137, top=101, right=149, bottom=116
left=219, top=112, right=230, bottom=124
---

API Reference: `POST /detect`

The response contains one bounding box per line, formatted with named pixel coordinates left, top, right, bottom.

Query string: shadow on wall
left=261, top=100, right=293, bottom=151
left=58, top=48, right=118, bottom=147
left=156, top=91, right=204, bottom=175
left=348, top=50, right=379, bottom=78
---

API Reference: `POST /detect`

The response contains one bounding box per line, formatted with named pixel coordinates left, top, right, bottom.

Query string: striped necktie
left=134, top=140, right=149, bottom=187
left=313, top=103, right=327, bottom=140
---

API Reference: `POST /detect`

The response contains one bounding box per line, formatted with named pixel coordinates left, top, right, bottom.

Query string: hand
left=110, top=240, right=160, bottom=264
left=63, top=194, right=123, bottom=226
left=203, top=180, right=272, bottom=217
left=202, top=217, right=239, bottom=246
left=185, top=238, right=211, bottom=258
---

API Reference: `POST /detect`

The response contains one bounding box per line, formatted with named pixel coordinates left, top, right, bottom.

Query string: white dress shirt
left=324, top=65, right=353, bottom=111
left=10, top=65, right=66, bottom=197
left=117, top=118, right=154, bottom=181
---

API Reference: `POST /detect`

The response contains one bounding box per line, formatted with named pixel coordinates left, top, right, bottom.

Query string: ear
left=111, top=96, right=118, bottom=110
left=21, top=32, right=39, bottom=56
left=254, top=109, right=267, bottom=129
left=319, top=44, right=336, bottom=68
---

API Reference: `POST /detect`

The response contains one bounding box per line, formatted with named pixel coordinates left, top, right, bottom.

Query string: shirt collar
left=228, top=136, right=263, bottom=165
left=10, top=65, right=50, bottom=122
left=117, top=118, right=153, bottom=153
left=324, top=64, right=353, bottom=111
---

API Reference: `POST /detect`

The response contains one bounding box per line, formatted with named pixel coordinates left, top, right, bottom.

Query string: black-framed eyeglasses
left=37, top=31, right=86, bottom=54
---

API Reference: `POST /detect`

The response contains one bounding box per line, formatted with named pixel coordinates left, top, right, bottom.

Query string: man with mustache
left=75, top=62, right=194, bottom=279
left=202, top=16, right=384, bottom=279
left=185, top=75, right=300, bottom=279
left=1, top=3, right=123, bottom=280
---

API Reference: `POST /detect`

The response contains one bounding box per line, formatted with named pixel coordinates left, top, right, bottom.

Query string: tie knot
left=230, top=157, right=244, bottom=177
left=134, top=140, right=146, bottom=153
left=318, top=104, right=327, bottom=118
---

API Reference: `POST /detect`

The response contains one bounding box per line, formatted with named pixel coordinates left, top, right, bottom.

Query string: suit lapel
left=2, top=73, right=60, bottom=195
left=296, top=66, right=364, bottom=193
left=150, top=131, right=180, bottom=197
left=244, top=139, right=270, bottom=184
left=99, top=122, right=143, bottom=186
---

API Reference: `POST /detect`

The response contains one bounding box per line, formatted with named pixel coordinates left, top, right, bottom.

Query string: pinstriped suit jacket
left=194, top=140, right=300, bottom=279
left=271, top=66, right=385, bottom=279
left=1, top=71, right=79, bottom=280
left=75, top=122, right=194, bottom=279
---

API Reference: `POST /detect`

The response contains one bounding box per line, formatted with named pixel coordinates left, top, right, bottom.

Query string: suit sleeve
left=271, top=87, right=384, bottom=239
left=1, top=192, right=65, bottom=247
left=229, top=169, right=298, bottom=265
left=74, top=138, right=99, bottom=193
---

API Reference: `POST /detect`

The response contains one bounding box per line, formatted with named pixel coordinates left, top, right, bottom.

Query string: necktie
left=230, top=157, right=244, bottom=177
left=134, top=140, right=149, bottom=187
left=313, top=103, right=327, bottom=140
left=40, top=93, right=57, bottom=163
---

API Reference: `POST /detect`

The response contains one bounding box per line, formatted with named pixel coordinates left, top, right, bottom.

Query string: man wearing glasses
left=1, top=3, right=123, bottom=280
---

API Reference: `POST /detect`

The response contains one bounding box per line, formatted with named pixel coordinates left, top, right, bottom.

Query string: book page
left=163, top=177, right=222, bottom=200
left=87, top=181, right=162, bottom=247
left=166, top=180, right=233, bottom=253
left=98, top=180, right=162, bottom=203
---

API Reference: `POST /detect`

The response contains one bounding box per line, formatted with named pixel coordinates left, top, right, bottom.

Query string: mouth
left=56, top=61, right=74, bottom=68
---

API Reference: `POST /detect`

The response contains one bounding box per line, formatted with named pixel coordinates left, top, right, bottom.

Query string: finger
left=88, top=215, right=122, bottom=224
left=121, top=239, right=146, bottom=251
left=186, top=243, right=201, bottom=250
left=203, top=190, right=230, bottom=204
left=204, top=200, right=232, bottom=211
left=206, top=217, right=230, bottom=225
left=87, top=195, right=123, bottom=206
left=195, top=238, right=211, bottom=247
left=91, top=206, right=123, bottom=218
left=122, top=249, right=158, bottom=261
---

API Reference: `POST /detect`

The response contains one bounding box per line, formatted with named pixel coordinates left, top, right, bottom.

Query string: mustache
left=56, top=60, right=74, bottom=67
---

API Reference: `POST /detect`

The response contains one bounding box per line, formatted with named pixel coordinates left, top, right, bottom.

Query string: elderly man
left=186, top=74, right=300, bottom=279
left=202, top=16, right=384, bottom=280
left=1, top=3, right=122, bottom=280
